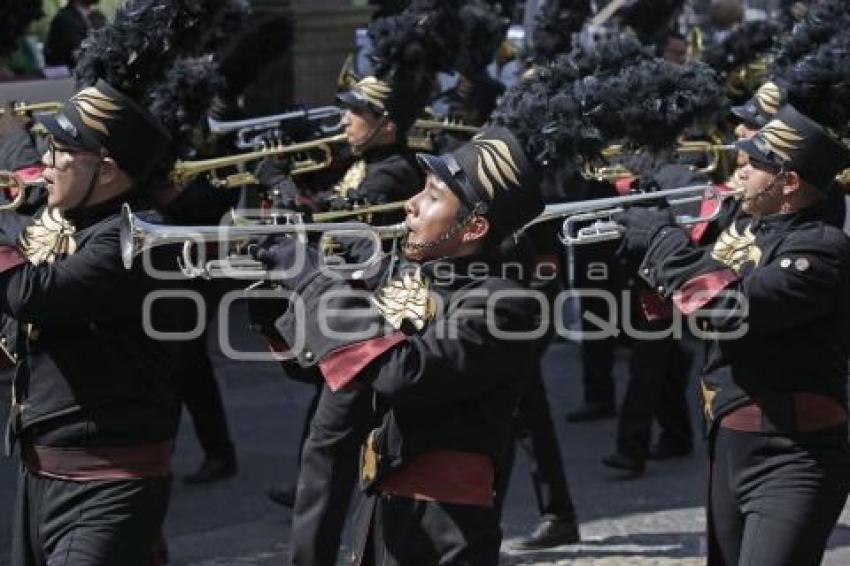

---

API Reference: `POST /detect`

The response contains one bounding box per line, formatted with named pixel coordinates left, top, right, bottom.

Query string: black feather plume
left=702, top=21, right=780, bottom=77
left=74, top=0, right=248, bottom=97
left=368, top=0, right=464, bottom=80
left=786, top=33, right=850, bottom=138
left=456, top=0, right=508, bottom=76
left=492, top=53, right=726, bottom=177
left=148, top=57, right=225, bottom=156
left=619, top=0, right=685, bottom=44
left=565, top=35, right=654, bottom=82
left=217, top=14, right=294, bottom=100
left=587, top=60, right=726, bottom=151
left=529, top=0, right=592, bottom=65
left=773, top=0, right=850, bottom=78
left=1, top=0, right=43, bottom=57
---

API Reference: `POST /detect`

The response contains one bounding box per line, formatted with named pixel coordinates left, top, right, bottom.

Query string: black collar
left=65, top=190, right=152, bottom=230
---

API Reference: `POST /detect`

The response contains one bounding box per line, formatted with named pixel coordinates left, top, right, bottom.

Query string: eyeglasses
left=46, top=136, right=88, bottom=168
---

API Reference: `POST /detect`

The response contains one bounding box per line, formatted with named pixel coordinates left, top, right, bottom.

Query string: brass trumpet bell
left=0, top=171, right=42, bottom=211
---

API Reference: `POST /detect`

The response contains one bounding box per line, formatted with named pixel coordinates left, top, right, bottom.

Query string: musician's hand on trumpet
left=611, top=205, right=677, bottom=260
left=254, top=155, right=299, bottom=210
left=249, top=234, right=324, bottom=292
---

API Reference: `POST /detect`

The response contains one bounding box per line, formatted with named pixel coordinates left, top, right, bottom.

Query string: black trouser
left=360, top=494, right=501, bottom=566
left=495, top=362, right=577, bottom=521
left=573, top=241, right=619, bottom=408
left=181, top=280, right=234, bottom=461
left=12, top=468, right=170, bottom=566
left=708, top=424, right=850, bottom=566
left=616, top=329, right=692, bottom=459
left=291, top=384, right=374, bottom=566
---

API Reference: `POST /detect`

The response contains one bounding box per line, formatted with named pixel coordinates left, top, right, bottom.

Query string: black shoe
left=648, top=438, right=693, bottom=460
left=267, top=485, right=296, bottom=508
left=511, top=516, right=580, bottom=551
left=565, top=402, right=616, bottom=423
left=601, top=452, right=645, bottom=477
left=183, top=455, right=237, bottom=485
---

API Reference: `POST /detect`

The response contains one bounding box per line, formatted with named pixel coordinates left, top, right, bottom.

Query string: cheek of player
left=738, top=160, right=782, bottom=215
left=403, top=174, right=467, bottom=260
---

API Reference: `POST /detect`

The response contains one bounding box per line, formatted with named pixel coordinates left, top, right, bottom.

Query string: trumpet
left=120, top=204, right=408, bottom=279
left=524, top=184, right=740, bottom=246
left=588, top=141, right=738, bottom=180
left=0, top=171, right=42, bottom=212
left=408, top=118, right=480, bottom=152
left=208, top=109, right=478, bottom=152
left=313, top=200, right=407, bottom=222
left=207, top=106, right=345, bottom=150
left=0, top=101, right=63, bottom=116
left=171, top=133, right=348, bottom=189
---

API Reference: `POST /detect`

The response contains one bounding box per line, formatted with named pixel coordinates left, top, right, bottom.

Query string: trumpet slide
left=524, top=184, right=740, bottom=246
left=120, top=204, right=408, bottom=279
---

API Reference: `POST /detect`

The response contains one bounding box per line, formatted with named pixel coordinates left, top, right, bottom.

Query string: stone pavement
left=2, top=329, right=850, bottom=565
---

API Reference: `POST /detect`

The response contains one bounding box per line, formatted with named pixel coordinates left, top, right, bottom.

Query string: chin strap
left=350, top=114, right=389, bottom=155
left=741, top=168, right=786, bottom=207
left=404, top=204, right=486, bottom=252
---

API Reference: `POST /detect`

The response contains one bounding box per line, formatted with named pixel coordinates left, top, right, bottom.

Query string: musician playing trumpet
left=254, top=76, right=424, bottom=223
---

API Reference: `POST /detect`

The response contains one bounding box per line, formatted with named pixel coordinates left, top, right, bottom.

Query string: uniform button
left=656, top=285, right=664, bottom=293
left=780, top=258, right=791, bottom=268
left=642, top=268, right=650, bottom=276
left=303, top=350, right=314, bottom=361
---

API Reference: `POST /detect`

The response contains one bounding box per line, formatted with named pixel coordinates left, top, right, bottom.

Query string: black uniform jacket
left=636, top=203, right=850, bottom=429
left=1, top=193, right=184, bottom=448
left=274, top=252, right=543, bottom=475
left=315, top=142, right=422, bottom=224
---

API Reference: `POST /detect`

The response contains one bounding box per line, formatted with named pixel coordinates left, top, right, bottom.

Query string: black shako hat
left=730, top=80, right=785, bottom=129
left=416, top=126, right=544, bottom=241
left=737, top=103, right=850, bottom=190
left=336, top=75, right=423, bottom=134
left=38, top=79, right=171, bottom=181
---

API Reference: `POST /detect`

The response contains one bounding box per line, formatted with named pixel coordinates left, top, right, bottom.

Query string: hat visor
left=730, top=104, right=763, bottom=128
left=416, top=152, right=479, bottom=209
left=336, top=90, right=371, bottom=111
left=36, top=112, right=86, bottom=149
left=736, top=138, right=781, bottom=171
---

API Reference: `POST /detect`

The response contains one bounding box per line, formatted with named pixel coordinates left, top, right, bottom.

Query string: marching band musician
left=2, top=0, right=240, bottom=563
left=613, top=99, right=850, bottom=564
left=8, top=82, right=183, bottom=566
left=254, top=2, right=470, bottom=562
left=253, top=75, right=424, bottom=222
left=256, top=126, right=546, bottom=565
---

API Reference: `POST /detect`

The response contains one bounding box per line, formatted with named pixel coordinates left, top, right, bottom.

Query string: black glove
left=249, top=236, right=325, bottom=292
left=255, top=157, right=298, bottom=209
left=613, top=206, right=676, bottom=259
